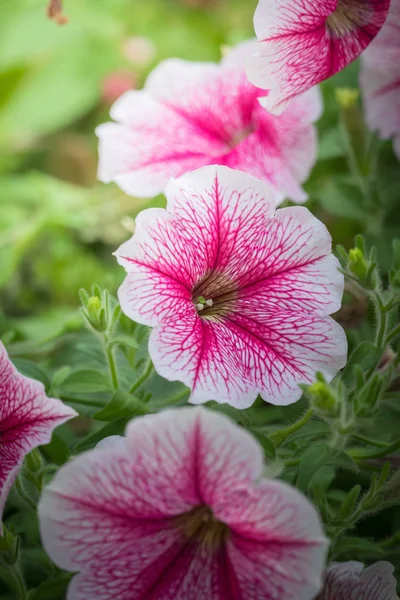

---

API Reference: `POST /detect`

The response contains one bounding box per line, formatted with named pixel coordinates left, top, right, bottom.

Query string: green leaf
left=314, top=176, right=365, bottom=220
left=337, top=485, right=361, bottom=520
left=341, top=342, right=382, bottom=384
left=108, top=336, right=139, bottom=352
left=40, top=434, right=70, bottom=466
left=296, top=443, right=334, bottom=492
left=74, top=420, right=127, bottom=453
left=11, top=358, right=50, bottom=390
left=93, top=390, right=148, bottom=422
left=28, top=573, right=72, bottom=600
left=250, top=431, right=276, bottom=460
left=333, top=537, right=384, bottom=560
left=60, top=369, right=111, bottom=395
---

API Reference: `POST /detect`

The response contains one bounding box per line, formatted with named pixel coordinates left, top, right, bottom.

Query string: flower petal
left=124, top=408, right=264, bottom=504
left=318, top=561, right=398, bottom=599
left=247, top=0, right=391, bottom=113
left=149, top=305, right=346, bottom=407
left=219, top=479, right=327, bottom=600
left=235, top=206, right=344, bottom=315
left=0, top=342, right=77, bottom=530
left=360, top=0, right=400, bottom=158
left=98, top=42, right=320, bottom=202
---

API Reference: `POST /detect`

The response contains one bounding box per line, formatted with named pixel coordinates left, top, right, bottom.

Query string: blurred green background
left=1, top=0, right=399, bottom=344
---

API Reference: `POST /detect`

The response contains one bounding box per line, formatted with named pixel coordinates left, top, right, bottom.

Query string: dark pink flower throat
left=327, top=0, right=375, bottom=36
left=192, top=271, right=237, bottom=319
left=177, top=505, right=230, bottom=549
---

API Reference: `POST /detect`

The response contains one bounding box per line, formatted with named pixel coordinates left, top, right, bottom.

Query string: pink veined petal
left=39, top=408, right=261, bottom=600
left=217, top=480, right=328, bottom=600
left=115, top=166, right=277, bottom=327
left=165, top=164, right=276, bottom=270
left=318, top=561, right=398, bottom=599
left=66, top=542, right=239, bottom=600
left=360, top=67, right=400, bottom=140
left=0, top=342, right=77, bottom=531
left=96, top=92, right=219, bottom=197
left=38, top=446, right=193, bottom=578
left=148, top=311, right=259, bottom=409
left=360, top=0, right=400, bottom=158
left=148, top=307, right=346, bottom=407
left=115, top=207, right=207, bottom=327
left=234, top=206, right=344, bottom=315
left=98, top=44, right=321, bottom=202
left=361, top=0, right=400, bottom=69
left=247, top=0, right=391, bottom=114
left=124, top=408, right=264, bottom=505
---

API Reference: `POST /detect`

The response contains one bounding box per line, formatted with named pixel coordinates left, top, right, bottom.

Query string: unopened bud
left=348, top=247, right=368, bottom=281
left=336, top=88, right=359, bottom=110
left=308, top=382, right=338, bottom=417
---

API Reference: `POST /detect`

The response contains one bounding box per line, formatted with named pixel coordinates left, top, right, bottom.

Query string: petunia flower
left=316, top=561, right=398, bottom=599
left=0, top=341, right=77, bottom=532
left=360, top=0, right=400, bottom=160
left=38, top=406, right=328, bottom=600
left=115, top=165, right=347, bottom=408
left=96, top=41, right=322, bottom=204
left=247, top=0, right=391, bottom=114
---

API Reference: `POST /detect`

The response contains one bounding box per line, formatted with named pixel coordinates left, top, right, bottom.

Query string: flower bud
left=336, top=88, right=359, bottom=109
left=348, top=247, right=368, bottom=281
left=308, top=381, right=339, bottom=417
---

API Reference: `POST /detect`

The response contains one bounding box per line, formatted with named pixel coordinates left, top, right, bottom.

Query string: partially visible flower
left=97, top=41, right=322, bottom=204
left=0, top=341, right=77, bottom=532
left=122, top=36, right=156, bottom=67
left=101, top=70, right=137, bottom=105
left=39, top=407, right=328, bottom=600
left=115, top=165, right=347, bottom=408
left=360, top=0, right=400, bottom=160
left=317, top=561, right=398, bottom=599
left=247, top=0, right=391, bottom=114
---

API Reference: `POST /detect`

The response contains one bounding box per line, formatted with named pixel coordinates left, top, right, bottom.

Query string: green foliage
left=1, top=0, right=400, bottom=597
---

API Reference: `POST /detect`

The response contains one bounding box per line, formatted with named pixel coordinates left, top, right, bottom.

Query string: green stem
left=105, top=342, right=119, bottom=390
left=372, top=292, right=389, bottom=349
left=351, top=433, right=388, bottom=448
left=348, top=438, right=400, bottom=460
left=386, top=322, right=400, bottom=345
left=14, top=478, right=36, bottom=512
left=269, top=409, right=313, bottom=447
left=4, top=563, right=28, bottom=600
left=160, top=388, right=190, bottom=406
left=129, top=360, right=153, bottom=394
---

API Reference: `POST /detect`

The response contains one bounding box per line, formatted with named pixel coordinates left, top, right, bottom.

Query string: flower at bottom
left=38, top=407, right=328, bottom=600
left=115, top=165, right=347, bottom=408
left=317, top=561, right=398, bottom=599
left=0, top=341, right=77, bottom=531
left=360, top=0, right=400, bottom=160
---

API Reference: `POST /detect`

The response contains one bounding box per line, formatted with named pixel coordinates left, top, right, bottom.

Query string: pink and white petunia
left=247, top=0, right=391, bottom=114
left=115, top=165, right=347, bottom=408
left=317, top=561, right=398, bottom=599
left=96, top=41, right=322, bottom=204
left=38, top=406, right=328, bottom=600
left=0, top=341, right=77, bottom=531
left=360, top=0, right=400, bottom=160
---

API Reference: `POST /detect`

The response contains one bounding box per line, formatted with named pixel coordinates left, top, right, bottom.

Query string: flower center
left=326, top=0, right=373, bottom=37
left=192, top=271, right=237, bottom=319
left=177, top=505, right=229, bottom=549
